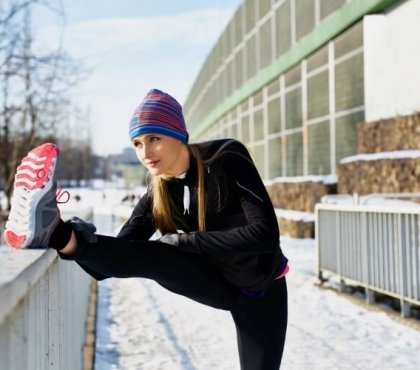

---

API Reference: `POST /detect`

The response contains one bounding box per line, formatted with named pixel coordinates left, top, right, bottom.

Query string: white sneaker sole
left=5, top=143, right=59, bottom=249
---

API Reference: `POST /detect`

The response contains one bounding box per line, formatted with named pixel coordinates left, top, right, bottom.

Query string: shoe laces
left=56, top=187, right=70, bottom=204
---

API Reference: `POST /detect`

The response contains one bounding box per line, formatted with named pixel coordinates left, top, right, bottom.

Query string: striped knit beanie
left=129, top=89, right=189, bottom=144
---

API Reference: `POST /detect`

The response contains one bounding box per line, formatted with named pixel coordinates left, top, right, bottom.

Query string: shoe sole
left=5, top=143, right=59, bottom=249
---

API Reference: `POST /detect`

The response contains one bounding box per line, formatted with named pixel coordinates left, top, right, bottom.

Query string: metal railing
left=316, top=199, right=420, bottom=318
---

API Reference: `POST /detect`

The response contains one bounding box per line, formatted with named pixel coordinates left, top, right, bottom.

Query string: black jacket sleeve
left=117, top=192, right=156, bottom=241
left=191, top=140, right=280, bottom=255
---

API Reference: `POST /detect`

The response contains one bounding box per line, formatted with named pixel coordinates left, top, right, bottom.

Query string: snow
left=274, top=208, right=315, bottom=222
left=93, top=234, right=420, bottom=370
left=264, top=174, right=337, bottom=186
left=86, top=188, right=420, bottom=370
left=1, top=186, right=420, bottom=369
left=340, top=149, right=420, bottom=164
left=56, top=184, right=147, bottom=219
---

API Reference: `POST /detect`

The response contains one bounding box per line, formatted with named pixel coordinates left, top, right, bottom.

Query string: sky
left=34, top=0, right=242, bottom=156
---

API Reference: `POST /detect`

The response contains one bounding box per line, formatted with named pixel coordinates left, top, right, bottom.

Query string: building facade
left=183, top=0, right=420, bottom=180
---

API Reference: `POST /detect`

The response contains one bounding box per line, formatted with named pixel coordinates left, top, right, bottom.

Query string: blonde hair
left=149, top=144, right=206, bottom=234
left=149, top=139, right=249, bottom=234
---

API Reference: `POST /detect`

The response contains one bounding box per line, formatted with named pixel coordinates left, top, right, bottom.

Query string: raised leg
left=60, top=234, right=237, bottom=310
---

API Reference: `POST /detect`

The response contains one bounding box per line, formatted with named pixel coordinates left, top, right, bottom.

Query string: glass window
left=231, top=123, right=238, bottom=140
left=307, top=45, right=328, bottom=72
left=275, top=0, right=292, bottom=57
left=335, top=111, right=364, bottom=164
left=259, top=0, right=272, bottom=20
left=285, top=64, right=301, bottom=87
left=307, top=71, right=329, bottom=120
left=222, top=126, right=229, bottom=139
left=296, top=0, right=315, bottom=41
left=308, top=121, right=330, bottom=174
left=220, top=29, right=229, bottom=61
left=268, top=98, right=281, bottom=134
left=226, top=60, right=234, bottom=97
left=268, top=137, right=282, bottom=178
left=235, top=49, right=244, bottom=90
left=335, top=22, right=363, bottom=59
left=254, top=89, right=264, bottom=106
left=286, top=132, right=303, bottom=176
left=285, top=88, right=302, bottom=129
left=245, top=0, right=257, bottom=34
left=259, top=19, right=273, bottom=69
left=254, top=108, right=265, bottom=141
left=335, top=53, right=364, bottom=112
left=320, top=0, right=346, bottom=21
left=233, top=7, right=244, bottom=48
left=241, top=100, right=249, bottom=113
left=246, top=33, right=257, bottom=80
left=242, top=115, right=250, bottom=143
left=220, top=69, right=228, bottom=101
left=253, top=143, right=265, bottom=177
left=268, top=78, right=280, bottom=96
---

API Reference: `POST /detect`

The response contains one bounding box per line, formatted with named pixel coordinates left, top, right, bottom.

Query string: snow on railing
left=316, top=196, right=420, bottom=318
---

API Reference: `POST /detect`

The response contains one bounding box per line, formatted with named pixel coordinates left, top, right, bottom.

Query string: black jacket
left=118, top=139, right=284, bottom=291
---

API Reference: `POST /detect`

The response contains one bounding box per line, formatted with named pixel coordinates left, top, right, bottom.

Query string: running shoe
left=5, top=143, right=60, bottom=249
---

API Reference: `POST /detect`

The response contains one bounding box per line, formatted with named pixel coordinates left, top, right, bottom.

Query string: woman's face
left=132, top=134, right=187, bottom=176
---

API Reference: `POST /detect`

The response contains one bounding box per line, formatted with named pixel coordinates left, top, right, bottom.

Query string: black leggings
left=61, top=234, right=288, bottom=369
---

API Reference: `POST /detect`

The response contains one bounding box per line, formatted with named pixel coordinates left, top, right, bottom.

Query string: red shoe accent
left=4, top=230, right=27, bottom=249
left=5, top=142, right=60, bottom=249
left=14, top=143, right=59, bottom=190
left=32, top=142, right=60, bottom=158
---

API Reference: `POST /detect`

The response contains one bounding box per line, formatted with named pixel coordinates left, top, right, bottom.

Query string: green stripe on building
left=190, top=0, right=399, bottom=140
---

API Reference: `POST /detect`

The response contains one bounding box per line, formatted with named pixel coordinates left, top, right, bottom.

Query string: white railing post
left=316, top=199, right=420, bottom=318
left=0, top=209, right=94, bottom=370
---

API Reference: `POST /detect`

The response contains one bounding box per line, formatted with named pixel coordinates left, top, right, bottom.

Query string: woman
left=5, top=89, right=289, bottom=370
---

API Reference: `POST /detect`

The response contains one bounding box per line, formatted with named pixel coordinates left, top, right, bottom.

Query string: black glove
left=158, top=232, right=198, bottom=253
left=69, top=216, right=97, bottom=243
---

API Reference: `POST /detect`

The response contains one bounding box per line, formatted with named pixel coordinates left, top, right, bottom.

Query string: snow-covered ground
left=1, top=186, right=420, bottom=369
left=83, top=188, right=420, bottom=370
left=93, top=237, right=420, bottom=370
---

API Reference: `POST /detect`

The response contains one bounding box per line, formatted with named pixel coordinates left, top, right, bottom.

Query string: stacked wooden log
left=266, top=180, right=337, bottom=238
left=266, top=111, right=420, bottom=238
left=338, top=157, right=420, bottom=195
left=278, top=218, right=315, bottom=239
left=266, top=180, right=337, bottom=212
left=339, top=112, right=420, bottom=195
left=357, top=113, right=420, bottom=153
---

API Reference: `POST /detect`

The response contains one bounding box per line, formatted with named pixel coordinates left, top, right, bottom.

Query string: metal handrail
left=321, top=192, right=420, bottom=206
left=316, top=201, right=420, bottom=318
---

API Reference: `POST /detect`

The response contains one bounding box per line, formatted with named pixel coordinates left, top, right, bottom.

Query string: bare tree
left=0, top=0, right=86, bottom=210
left=55, top=105, right=93, bottom=186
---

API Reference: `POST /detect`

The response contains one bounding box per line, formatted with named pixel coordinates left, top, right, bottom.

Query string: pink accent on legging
left=275, top=264, right=290, bottom=280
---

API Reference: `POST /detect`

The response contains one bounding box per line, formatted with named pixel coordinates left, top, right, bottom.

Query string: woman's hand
left=157, top=232, right=198, bottom=253
left=158, top=233, right=181, bottom=246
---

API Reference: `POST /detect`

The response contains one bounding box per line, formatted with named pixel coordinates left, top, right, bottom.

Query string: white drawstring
left=175, top=172, right=190, bottom=214
left=183, top=185, right=190, bottom=214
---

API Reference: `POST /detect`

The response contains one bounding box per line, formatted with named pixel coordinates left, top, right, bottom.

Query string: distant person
left=4, top=89, right=289, bottom=370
